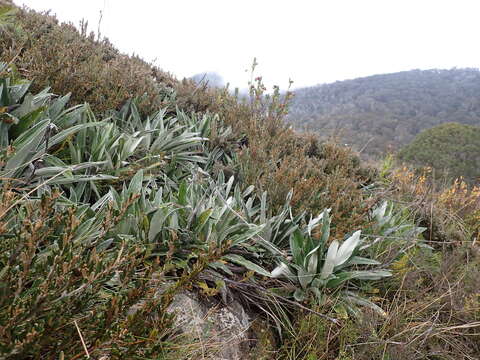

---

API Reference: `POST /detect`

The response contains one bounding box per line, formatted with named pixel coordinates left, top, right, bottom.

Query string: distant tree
left=398, top=122, right=480, bottom=183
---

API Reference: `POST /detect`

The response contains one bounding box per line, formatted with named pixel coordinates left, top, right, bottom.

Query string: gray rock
left=127, top=275, right=254, bottom=360
left=166, top=291, right=251, bottom=360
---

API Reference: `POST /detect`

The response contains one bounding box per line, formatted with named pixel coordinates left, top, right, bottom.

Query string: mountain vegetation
left=399, top=122, right=480, bottom=183
left=288, top=68, right=480, bottom=158
left=1, top=2, right=479, bottom=359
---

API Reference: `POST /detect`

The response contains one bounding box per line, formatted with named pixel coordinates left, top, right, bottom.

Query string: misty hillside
left=288, top=68, right=480, bottom=157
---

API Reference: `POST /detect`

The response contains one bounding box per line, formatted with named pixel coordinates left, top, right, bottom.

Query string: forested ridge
left=288, top=68, right=480, bottom=157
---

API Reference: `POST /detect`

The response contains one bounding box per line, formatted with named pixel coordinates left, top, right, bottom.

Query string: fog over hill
left=288, top=68, right=480, bottom=157
left=190, top=72, right=225, bottom=88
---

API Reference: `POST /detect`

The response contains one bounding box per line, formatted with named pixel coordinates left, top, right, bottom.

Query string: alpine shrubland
left=1, top=2, right=479, bottom=359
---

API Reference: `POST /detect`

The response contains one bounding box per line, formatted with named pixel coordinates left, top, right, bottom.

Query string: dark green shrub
left=399, top=122, right=480, bottom=183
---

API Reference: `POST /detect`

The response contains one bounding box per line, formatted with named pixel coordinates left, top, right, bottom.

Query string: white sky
left=14, top=0, right=480, bottom=90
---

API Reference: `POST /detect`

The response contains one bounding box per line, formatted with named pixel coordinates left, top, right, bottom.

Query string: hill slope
left=288, top=68, right=480, bottom=157
left=399, top=122, right=480, bottom=182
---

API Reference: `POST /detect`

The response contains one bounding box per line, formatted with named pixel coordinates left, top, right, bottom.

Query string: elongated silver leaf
left=335, top=230, right=361, bottom=266
left=320, top=240, right=339, bottom=279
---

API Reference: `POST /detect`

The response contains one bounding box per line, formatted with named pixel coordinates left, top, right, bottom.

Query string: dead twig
left=74, top=320, right=90, bottom=359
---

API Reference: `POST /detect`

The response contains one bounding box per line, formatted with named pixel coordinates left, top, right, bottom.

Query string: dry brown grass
left=387, top=166, right=480, bottom=246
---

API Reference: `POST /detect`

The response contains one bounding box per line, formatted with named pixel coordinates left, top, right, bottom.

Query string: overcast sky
left=15, top=0, right=480, bottom=90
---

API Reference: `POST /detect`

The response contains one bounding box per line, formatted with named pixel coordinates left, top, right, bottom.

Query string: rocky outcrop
left=127, top=276, right=258, bottom=360
left=167, top=291, right=251, bottom=359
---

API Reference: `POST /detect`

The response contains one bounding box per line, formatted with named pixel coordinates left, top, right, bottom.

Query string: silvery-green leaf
left=306, top=212, right=323, bottom=236
left=359, top=237, right=382, bottom=251
left=4, top=119, right=49, bottom=175
left=271, top=262, right=292, bottom=278
left=223, top=254, right=270, bottom=277
left=320, top=240, right=339, bottom=279
left=242, top=185, right=255, bottom=198
left=96, top=238, right=114, bottom=251
left=195, top=208, right=213, bottom=232
left=290, top=229, right=304, bottom=265
left=209, top=261, right=233, bottom=276
left=311, top=278, right=325, bottom=289
left=298, top=268, right=313, bottom=289
left=344, top=291, right=387, bottom=317
left=319, top=209, right=331, bottom=246
left=348, top=256, right=381, bottom=266
left=260, top=191, right=267, bottom=223
left=229, top=224, right=264, bottom=246
left=325, top=270, right=391, bottom=288
left=325, top=272, right=355, bottom=288
left=349, top=270, right=392, bottom=280
left=35, top=121, right=107, bottom=158
left=373, top=201, right=388, bottom=222
left=225, top=175, right=235, bottom=197
left=148, top=205, right=178, bottom=242
left=307, top=251, right=318, bottom=275
left=310, top=287, right=324, bottom=303
left=128, top=170, right=144, bottom=196
left=335, top=230, right=361, bottom=266
left=293, top=288, right=306, bottom=302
